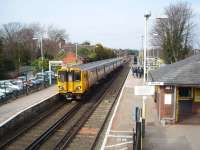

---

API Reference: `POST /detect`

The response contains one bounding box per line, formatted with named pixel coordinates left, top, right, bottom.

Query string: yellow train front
left=57, top=58, right=124, bottom=100
left=57, top=68, right=88, bottom=100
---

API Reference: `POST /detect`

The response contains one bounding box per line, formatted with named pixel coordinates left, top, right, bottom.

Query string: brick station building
left=148, top=54, right=200, bottom=124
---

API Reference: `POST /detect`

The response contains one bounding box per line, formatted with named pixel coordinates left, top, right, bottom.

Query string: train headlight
left=59, top=86, right=64, bottom=90
left=75, top=86, right=81, bottom=91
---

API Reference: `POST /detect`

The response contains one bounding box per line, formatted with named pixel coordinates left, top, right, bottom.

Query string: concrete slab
left=0, top=85, right=57, bottom=127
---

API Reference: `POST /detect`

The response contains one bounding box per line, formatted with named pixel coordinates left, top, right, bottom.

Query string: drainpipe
left=158, top=86, right=161, bottom=121
left=173, top=86, right=177, bottom=122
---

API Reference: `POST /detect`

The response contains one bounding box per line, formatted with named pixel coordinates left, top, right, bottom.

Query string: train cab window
left=58, top=71, right=66, bottom=82
left=68, top=72, right=73, bottom=82
left=74, top=71, right=81, bottom=81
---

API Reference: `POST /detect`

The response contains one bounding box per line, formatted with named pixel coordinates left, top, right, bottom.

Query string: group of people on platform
left=131, top=66, right=144, bottom=78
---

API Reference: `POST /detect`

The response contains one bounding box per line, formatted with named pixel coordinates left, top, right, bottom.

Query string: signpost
left=134, top=85, right=155, bottom=96
left=134, top=85, right=155, bottom=142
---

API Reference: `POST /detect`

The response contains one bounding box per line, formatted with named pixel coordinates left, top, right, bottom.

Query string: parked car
left=17, top=76, right=27, bottom=81
left=0, top=87, right=13, bottom=94
left=0, top=91, right=5, bottom=100
left=36, top=72, right=49, bottom=82
left=30, top=77, right=42, bottom=86
left=44, top=71, right=56, bottom=79
left=10, top=80, right=24, bottom=90
left=0, top=80, right=22, bottom=91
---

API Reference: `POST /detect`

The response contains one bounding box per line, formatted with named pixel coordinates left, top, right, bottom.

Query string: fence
left=133, top=107, right=145, bottom=150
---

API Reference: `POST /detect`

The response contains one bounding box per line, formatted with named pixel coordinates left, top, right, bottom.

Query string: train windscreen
left=58, top=71, right=66, bottom=82
left=74, top=71, right=81, bottom=81
left=58, top=70, right=81, bottom=82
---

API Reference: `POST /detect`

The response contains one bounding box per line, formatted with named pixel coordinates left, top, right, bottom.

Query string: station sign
left=147, top=82, right=164, bottom=86
left=134, top=85, right=155, bottom=96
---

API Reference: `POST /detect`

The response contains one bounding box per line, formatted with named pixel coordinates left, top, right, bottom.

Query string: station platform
left=100, top=69, right=200, bottom=150
left=0, top=85, right=57, bottom=127
left=100, top=69, right=158, bottom=150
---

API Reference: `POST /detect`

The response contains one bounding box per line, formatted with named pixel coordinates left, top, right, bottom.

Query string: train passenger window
left=68, top=72, right=73, bottom=82
left=58, top=71, right=66, bottom=82
left=74, top=71, right=81, bottom=81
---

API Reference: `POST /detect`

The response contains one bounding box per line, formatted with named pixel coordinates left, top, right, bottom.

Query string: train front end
left=57, top=68, right=83, bottom=100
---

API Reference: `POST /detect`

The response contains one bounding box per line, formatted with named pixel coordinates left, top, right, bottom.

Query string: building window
left=194, top=88, right=200, bottom=102
left=179, top=87, right=192, bottom=98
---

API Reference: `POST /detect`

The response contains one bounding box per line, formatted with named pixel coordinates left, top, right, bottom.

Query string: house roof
left=148, top=54, right=200, bottom=85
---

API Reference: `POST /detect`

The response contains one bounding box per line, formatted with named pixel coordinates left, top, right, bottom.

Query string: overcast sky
left=1, top=0, right=200, bottom=49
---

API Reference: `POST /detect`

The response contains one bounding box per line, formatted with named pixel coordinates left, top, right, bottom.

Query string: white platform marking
left=108, top=134, right=133, bottom=138
left=105, top=141, right=133, bottom=148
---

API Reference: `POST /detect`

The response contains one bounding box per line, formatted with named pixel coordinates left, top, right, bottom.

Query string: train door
left=73, top=70, right=81, bottom=93
left=67, top=71, right=74, bottom=92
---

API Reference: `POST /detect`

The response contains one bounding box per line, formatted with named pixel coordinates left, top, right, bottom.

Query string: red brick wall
left=192, top=103, right=200, bottom=113
left=158, top=86, right=174, bottom=120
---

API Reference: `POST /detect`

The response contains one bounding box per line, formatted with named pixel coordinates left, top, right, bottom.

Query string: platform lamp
left=33, top=36, right=44, bottom=84
left=144, top=11, right=151, bottom=82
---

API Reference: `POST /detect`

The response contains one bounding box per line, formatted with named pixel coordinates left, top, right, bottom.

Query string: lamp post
left=144, top=11, right=151, bottom=82
left=33, top=36, right=44, bottom=81
left=75, top=43, right=78, bottom=63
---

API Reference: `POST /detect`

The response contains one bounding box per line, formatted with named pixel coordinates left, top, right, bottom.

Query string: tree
left=45, top=25, right=68, bottom=58
left=152, top=2, right=194, bottom=64
left=0, top=38, right=5, bottom=79
left=78, top=48, right=90, bottom=58
left=31, top=57, right=49, bottom=73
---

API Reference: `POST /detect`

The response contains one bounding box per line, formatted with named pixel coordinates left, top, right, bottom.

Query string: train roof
left=73, top=58, right=123, bottom=71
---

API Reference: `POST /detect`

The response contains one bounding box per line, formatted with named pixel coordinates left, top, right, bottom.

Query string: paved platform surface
left=0, top=85, right=57, bottom=126
left=101, top=70, right=144, bottom=150
left=101, top=69, right=200, bottom=150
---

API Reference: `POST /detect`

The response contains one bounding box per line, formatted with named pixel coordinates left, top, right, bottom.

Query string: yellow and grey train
left=57, top=58, right=124, bottom=100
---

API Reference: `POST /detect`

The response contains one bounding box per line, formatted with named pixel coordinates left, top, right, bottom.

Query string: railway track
left=1, top=101, right=81, bottom=150
left=1, top=64, right=129, bottom=150
left=66, top=64, right=130, bottom=150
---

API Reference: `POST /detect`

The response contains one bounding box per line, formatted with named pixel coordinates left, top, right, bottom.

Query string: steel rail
left=54, top=67, right=124, bottom=150
left=25, top=102, right=83, bottom=150
left=0, top=100, right=64, bottom=149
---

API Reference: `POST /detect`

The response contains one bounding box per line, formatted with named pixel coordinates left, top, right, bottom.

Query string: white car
left=0, top=91, right=5, bottom=99
left=0, top=80, right=22, bottom=91
left=10, top=80, right=24, bottom=90
left=0, top=88, right=13, bottom=94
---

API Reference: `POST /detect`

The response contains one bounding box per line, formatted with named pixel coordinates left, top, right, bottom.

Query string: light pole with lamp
left=144, top=11, right=151, bottom=82
left=75, top=43, right=78, bottom=63
left=33, top=36, right=44, bottom=82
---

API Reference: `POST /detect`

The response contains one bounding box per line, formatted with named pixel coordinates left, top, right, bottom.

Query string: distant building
left=62, top=52, right=83, bottom=66
left=148, top=54, right=200, bottom=124
left=190, top=49, right=200, bottom=56
left=139, top=47, right=164, bottom=70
